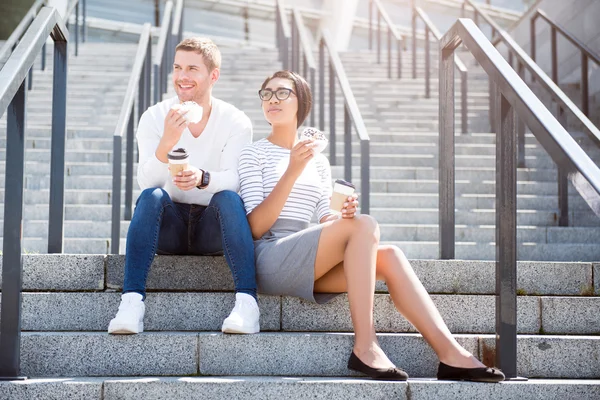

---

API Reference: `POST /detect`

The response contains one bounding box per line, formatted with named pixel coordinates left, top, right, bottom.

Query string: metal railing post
left=397, top=37, right=402, bottom=79
left=425, top=27, right=430, bottom=98
left=412, top=6, right=416, bottom=79
left=496, top=93, right=518, bottom=379
left=291, top=16, right=298, bottom=72
left=581, top=53, right=589, bottom=116
left=530, top=17, right=536, bottom=62
left=28, top=67, right=33, bottom=91
left=310, top=66, right=316, bottom=126
left=83, top=0, right=87, bottom=42
left=0, top=79, right=27, bottom=380
left=377, top=11, right=381, bottom=64
left=517, top=62, right=526, bottom=167
left=329, top=59, right=336, bottom=165
left=344, top=104, right=352, bottom=182
left=369, top=0, right=373, bottom=50
left=111, top=136, right=122, bottom=254
left=551, top=27, right=557, bottom=83
left=461, top=70, right=468, bottom=134
left=319, top=41, right=325, bottom=132
left=387, top=27, right=392, bottom=79
left=41, top=43, right=46, bottom=71
left=48, top=39, right=68, bottom=254
left=440, top=46, right=455, bottom=260
left=125, top=110, right=135, bottom=220
left=557, top=106, right=569, bottom=226
left=75, top=1, right=79, bottom=56
left=361, top=140, right=370, bottom=215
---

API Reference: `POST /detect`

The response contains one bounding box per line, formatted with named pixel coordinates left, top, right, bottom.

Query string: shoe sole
left=221, top=322, right=259, bottom=334
left=108, top=321, right=143, bottom=335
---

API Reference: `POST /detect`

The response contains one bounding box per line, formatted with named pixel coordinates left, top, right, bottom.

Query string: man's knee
left=211, top=190, right=243, bottom=208
left=136, top=188, right=170, bottom=210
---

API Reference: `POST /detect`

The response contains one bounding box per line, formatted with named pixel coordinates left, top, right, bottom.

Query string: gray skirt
left=254, top=218, right=340, bottom=304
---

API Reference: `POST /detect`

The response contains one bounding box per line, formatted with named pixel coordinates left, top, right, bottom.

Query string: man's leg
left=109, top=187, right=187, bottom=334
left=193, top=190, right=260, bottom=333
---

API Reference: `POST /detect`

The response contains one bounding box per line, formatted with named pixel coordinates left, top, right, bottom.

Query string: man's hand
left=172, top=166, right=203, bottom=191
left=156, top=108, right=189, bottom=162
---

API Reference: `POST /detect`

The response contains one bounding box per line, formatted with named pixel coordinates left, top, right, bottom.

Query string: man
left=108, top=37, right=260, bottom=335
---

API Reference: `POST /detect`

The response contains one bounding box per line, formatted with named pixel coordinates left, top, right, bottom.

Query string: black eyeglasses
left=258, top=88, right=295, bottom=101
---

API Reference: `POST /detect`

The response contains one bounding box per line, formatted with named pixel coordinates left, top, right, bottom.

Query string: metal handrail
left=111, top=23, right=153, bottom=254
left=0, top=6, right=69, bottom=379
left=439, top=17, right=600, bottom=380
left=0, top=0, right=46, bottom=65
left=291, top=8, right=316, bottom=127
left=531, top=8, right=600, bottom=117
left=153, top=0, right=174, bottom=104
left=275, top=0, right=291, bottom=70
left=413, top=5, right=469, bottom=134
left=464, top=0, right=600, bottom=226
left=0, top=0, right=47, bottom=91
left=369, top=0, right=403, bottom=79
left=319, top=29, right=371, bottom=214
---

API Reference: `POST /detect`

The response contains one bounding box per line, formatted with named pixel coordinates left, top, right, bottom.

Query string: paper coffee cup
left=167, top=148, right=189, bottom=177
left=330, top=179, right=356, bottom=215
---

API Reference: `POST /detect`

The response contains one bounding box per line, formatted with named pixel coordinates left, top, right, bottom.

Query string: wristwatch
left=196, top=169, right=211, bottom=189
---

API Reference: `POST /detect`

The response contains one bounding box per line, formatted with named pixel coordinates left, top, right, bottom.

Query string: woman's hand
left=285, top=139, right=315, bottom=178
left=341, top=193, right=359, bottom=219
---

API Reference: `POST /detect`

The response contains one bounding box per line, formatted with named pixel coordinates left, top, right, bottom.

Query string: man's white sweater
left=136, top=96, right=253, bottom=205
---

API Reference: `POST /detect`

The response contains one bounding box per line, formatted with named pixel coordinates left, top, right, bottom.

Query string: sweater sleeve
left=315, top=154, right=333, bottom=221
left=238, top=144, right=264, bottom=215
left=136, top=109, right=169, bottom=190
left=202, top=113, right=253, bottom=194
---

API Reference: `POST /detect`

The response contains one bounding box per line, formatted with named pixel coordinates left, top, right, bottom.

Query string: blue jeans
left=122, top=188, right=257, bottom=299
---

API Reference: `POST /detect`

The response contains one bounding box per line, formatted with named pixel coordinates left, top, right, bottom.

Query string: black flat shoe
left=347, top=351, right=408, bottom=381
left=437, top=361, right=505, bottom=382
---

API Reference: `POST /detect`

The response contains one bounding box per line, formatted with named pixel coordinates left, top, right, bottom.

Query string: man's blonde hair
left=175, top=37, right=221, bottom=72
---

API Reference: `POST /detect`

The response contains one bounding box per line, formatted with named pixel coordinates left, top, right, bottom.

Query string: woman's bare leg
left=313, top=215, right=395, bottom=369
left=315, top=243, right=486, bottom=369
left=375, top=245, right=485, bottom=368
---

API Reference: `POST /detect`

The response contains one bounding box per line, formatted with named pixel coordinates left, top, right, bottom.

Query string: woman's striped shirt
left=238, top=138, right=332, bottom=223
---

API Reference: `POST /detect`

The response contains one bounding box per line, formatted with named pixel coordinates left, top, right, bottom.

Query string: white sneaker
left=108, top=292, right=145, bottom=334
left=221, top=293, right=260, bottom=334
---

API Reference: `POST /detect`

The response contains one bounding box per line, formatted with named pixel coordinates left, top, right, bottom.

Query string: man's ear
left=211, top=68, right=220, bottom=84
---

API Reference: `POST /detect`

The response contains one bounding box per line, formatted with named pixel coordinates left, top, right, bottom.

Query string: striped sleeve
left=238, top=144, right=265, bottom=215
left=315, top=154, right=333, bottom=221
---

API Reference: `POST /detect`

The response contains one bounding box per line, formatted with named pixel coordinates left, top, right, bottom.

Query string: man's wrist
left=196, top=169, right=211, bottom=189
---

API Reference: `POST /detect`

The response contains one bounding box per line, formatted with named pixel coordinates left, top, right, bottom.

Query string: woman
left=238, top=70, right=504, bottom=382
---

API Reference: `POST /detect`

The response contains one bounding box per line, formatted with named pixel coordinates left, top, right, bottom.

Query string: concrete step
left=5, top=236, right=600, bottom=260
left=12, top=331, right=600, bottom=378
left=3, top=255, right=596, bottom=296
left=4, top=292, right=598, bottom=335
left=2, top=377, right=599, bottom=400
left=381, top=241, right=600, bottom=262
left=379, top=224, right=600, bottom=244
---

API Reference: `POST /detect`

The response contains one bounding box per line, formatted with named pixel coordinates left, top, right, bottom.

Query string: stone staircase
left=1, top=254, right=599, bottom=398
left=0, top=13, right=599, bottom=400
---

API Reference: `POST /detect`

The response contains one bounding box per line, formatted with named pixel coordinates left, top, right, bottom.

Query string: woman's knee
left=354, top=214, right=380, bottom=241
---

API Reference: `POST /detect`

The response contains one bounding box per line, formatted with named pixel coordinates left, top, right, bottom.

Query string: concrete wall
left=507, top=0, right=600, bottom=119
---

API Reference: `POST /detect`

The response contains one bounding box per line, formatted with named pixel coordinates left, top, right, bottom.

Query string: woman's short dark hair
left=261, top=70, right=312, bottom=128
